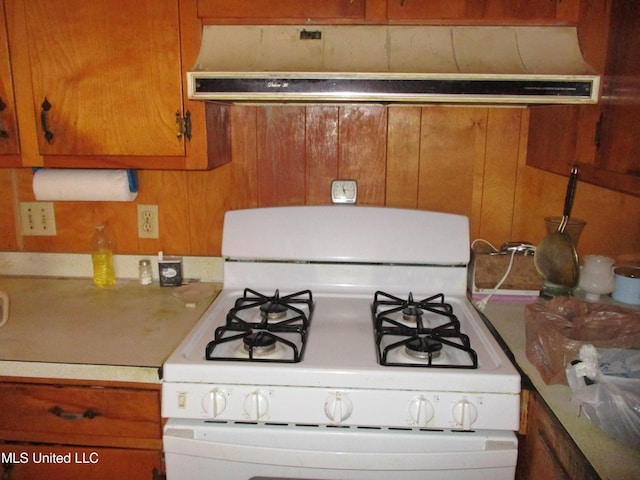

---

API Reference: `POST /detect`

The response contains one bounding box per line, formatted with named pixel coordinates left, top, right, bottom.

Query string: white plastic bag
left=566, top=344, right=640, bottom=448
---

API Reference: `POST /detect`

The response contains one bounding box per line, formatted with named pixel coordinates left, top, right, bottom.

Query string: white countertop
left=0, top=276, right=219, bottom=383
left=482, top=300, right=640, bottom=480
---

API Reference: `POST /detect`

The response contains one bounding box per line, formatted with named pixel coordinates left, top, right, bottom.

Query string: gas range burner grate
left=205, top=289, right=314, bottom=363
left=372, top=291, right=478, bottom=369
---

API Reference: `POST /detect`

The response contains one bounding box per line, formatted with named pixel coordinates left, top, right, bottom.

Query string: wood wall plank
left=338, top=105, right=387, bottom=205
left=306, top=106, right=339, bottom=205
left=417, top=107, right=486, bottom=218
left=386, top=106, right=421, bottom=208
left=0, top=170, right=18, bottom=250
left=256, top=106, right=306, bottom=206
left=478, top=108, right=523, bottom=243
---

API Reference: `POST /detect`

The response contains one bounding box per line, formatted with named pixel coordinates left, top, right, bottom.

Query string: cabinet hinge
left=175, top=110, right=192, bottom=141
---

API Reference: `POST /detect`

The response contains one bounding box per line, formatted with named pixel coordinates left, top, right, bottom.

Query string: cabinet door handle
left=40, top=98, right=54, bottom=144
left=49, top=405, right=100, bottom=420
left=0, top=97, right=8, bottom=141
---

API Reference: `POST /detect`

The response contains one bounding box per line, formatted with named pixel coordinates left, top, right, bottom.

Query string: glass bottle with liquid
left=92, top=225, right=116, bottom=287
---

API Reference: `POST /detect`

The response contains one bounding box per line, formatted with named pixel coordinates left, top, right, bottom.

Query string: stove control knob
left=244, top=390, right=269, bottom=420
left=452, top=399, right=478, bottom=430
left=409, top=395, right=434, bottom=426
left=202, top=388, right=227, bottom=418
left=324, top=392, right=353, bottom=423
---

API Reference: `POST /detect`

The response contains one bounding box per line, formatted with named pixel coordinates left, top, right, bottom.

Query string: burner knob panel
left=202, top=388, right=227, bottom=419
left=244, top=390, right=269, bottom=420
left=452, top=399, right=478, bottom=430
left=408, top=395, right=435, bottom=426
left=324, top=392, right=353, bottom=423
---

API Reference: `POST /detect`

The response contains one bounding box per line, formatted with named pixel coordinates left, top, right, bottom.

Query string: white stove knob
left=202, top=388, right=227, bottom=418
left=324, top=392, right=353, bottom=423
left=409, top=395, right=434, bottom=426
left=244, top=390, right=269, bottom=420
left=452, top=399, right=478, bottom=430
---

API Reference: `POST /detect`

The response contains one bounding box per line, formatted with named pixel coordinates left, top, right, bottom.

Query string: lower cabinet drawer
left=0, top=444, right=164, bottom=480
left=0, top=382, right=161, bottom=448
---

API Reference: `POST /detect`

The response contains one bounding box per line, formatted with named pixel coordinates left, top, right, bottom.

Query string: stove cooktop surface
left=163, top=288, right=519, bottom=395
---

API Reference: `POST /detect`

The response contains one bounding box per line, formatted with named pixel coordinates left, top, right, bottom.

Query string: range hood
left=188, top=25, right=599, bottom=105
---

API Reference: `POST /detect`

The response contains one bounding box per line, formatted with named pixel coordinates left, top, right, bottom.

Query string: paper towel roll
left=33, top=169, right=138, bottom=202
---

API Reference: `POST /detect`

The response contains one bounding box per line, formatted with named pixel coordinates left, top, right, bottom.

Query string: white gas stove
left=162, top=206, right=521, bottom=480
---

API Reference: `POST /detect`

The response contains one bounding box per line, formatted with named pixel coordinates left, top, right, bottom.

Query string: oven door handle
left=163, top=426, right=518, bottom=472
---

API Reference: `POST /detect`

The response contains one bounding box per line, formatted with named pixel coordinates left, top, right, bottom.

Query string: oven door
left=163, top=419, right=518, bottom=480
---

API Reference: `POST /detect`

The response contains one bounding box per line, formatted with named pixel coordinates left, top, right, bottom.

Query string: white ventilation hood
left=188, top=25, right=599, bottom=105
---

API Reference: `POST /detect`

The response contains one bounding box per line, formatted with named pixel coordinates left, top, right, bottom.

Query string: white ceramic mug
left=612, top=267, right=640, bottom=305
left=0, top=291, right=9, bottom=327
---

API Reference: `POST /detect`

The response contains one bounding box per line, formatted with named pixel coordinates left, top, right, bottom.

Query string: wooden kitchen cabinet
left=386, top=0, right=581, bottom=23
left=0, top=445, right=163, bottom=480
left=14, top=0, right=184, bottom=158
left=197, top=0, right=582, bottom=24
left=3, top=0, right=215, bottom=170
left=517, top=389, right=599, bottom=480
left=197, top=0, right=366, bottom=22
left=526, top=0, right=640, bottom=197
left=0, top=0, right=20, bottom=163
left=0, top=378, right=164, bottom=479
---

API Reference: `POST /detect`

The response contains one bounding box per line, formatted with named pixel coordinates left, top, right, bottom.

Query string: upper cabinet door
left=387, top=0, right=580, bottom=23
left=0, top=0, right=20, bottom=159
left=197, top=0, right=366, bottom=22
left=23, top=0, right=185, bottom=157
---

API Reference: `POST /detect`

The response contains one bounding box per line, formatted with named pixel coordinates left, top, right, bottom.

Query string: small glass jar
left=139, top=259, right=153, bottom=285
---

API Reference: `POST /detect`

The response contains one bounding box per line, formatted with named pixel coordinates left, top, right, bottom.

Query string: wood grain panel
left=477, top=108, right=523, bottom=243
left=338, top=105, right=387, bottom=205
left=4, top=105, right=639, bottom=261
left=197, top=0, right=366, bottom=20
left=0, top=0, right=20, bottom=159
left=188, top=106, right=259, bottom=256
left=386, top=106, right=421, bottom=208
left=417, top=107, right=486, bottom=218
left=23, top=0, right=184, bottom=157
left=306, top=106, right=339, bottom=205
left=0, top=169, right=18, bottom=249
left=135, top=170, right=190, bottom=255
left=256, top=106, right=306, bottom=206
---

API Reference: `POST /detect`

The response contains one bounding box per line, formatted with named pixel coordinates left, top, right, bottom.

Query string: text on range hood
left=188, top=25, right=599, bottom=105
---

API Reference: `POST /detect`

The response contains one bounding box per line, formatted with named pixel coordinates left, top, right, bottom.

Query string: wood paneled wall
left=1, top=105, right=639, bottom=263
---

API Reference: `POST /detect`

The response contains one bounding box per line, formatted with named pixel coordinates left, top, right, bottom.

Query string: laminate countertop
left=482, top=300, right=640, bottom=480
left=0, top=276, right=219, bottom=383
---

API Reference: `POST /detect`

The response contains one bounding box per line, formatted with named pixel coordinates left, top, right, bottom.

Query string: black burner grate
left=205, top=289, right=313, bottom=363
left=372, top=291, right=478, bottom=368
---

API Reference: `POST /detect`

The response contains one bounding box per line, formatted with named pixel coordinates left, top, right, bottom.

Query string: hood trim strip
left=189, top=74, right=598, bottom=104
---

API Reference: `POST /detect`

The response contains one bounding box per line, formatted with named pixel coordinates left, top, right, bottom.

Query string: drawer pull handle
left=49, top=406, right=99, bottom=420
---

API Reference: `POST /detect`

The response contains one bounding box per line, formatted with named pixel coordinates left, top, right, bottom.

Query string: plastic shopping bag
left=566, top=345, right=640, bottom=448
left=525, top=297, right=640, bottom=384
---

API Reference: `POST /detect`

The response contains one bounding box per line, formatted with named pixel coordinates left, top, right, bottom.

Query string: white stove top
left=161, top=206, right=520, bottom=431
left=163, top=289, right=518, bottom=393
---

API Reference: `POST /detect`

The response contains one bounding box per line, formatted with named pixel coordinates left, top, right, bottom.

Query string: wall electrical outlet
left=20, top=202, right=57, bottom=236
left=137, top=204, right=159, bottom=239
